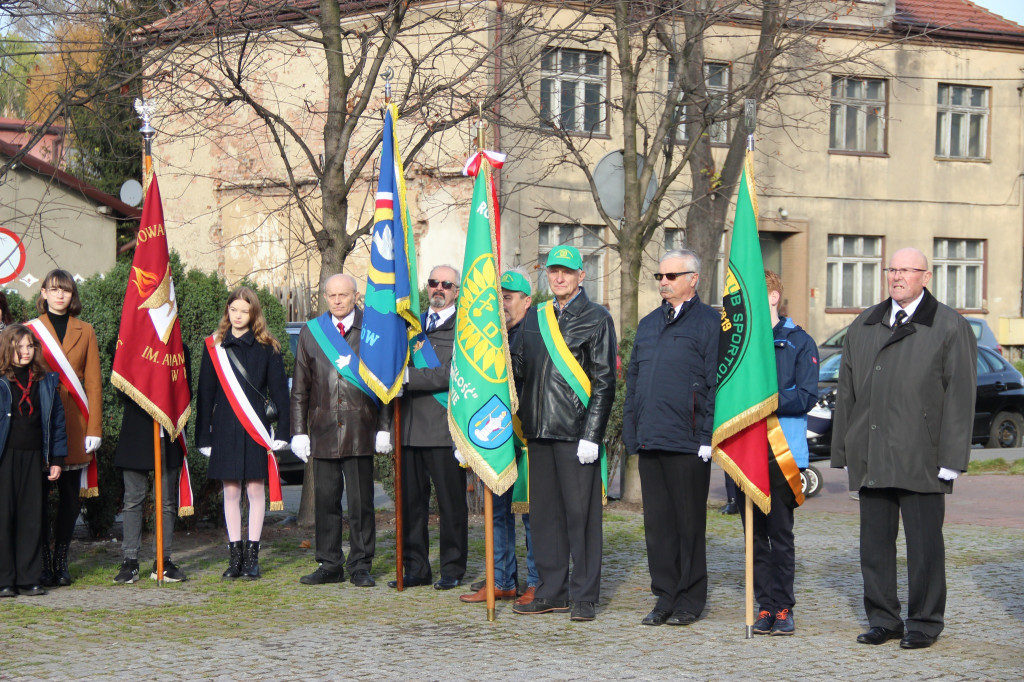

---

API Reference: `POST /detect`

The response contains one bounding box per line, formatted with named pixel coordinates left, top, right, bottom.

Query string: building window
left=826, top=235, right=882, bottom=308
left=933, top=238, right=984, bottom=310
left=539, top=49, right=607, bottom=134
left=829, top=76, right=886, bottom=153
left=664, top=227, right=685, bottom=251
left=539, top=223, right=606, bottom=304
left=936, top=84, right=989, bottom=160
left=668, top=61, right=730, bottom=144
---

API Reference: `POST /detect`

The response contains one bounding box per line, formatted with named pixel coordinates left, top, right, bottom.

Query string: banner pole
left=153, top=420, right=165, bottom=585
left=394, top=401, right=404, bottom=591
left=485, top=486, right=495, bottom=621
left=744, top=494, right=753, bottom=638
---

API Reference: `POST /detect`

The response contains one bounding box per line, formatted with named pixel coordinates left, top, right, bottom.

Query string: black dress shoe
left=349, top=570, right=375, bottom=587
left=299, top=565, right=344, bottom=585
left=666, top=610, right=698, bottom=626
left=433, top=576, right=461, bottom=590
left=857, top=625, right=904, bottom=645
left=18, top=585, right=47, bottom=596
left=0, top=586, right=16, bottom=598
left=642, top=608, right=671, bottom=626
left=900, top=630, right=938, bottom=649
left=719, top=499, right=739, bottom=514
left=470, top=579, right=486, bottom=591
left=570, top=601, right=596, bottom=622
left=387, top=575, right=432, bottom=588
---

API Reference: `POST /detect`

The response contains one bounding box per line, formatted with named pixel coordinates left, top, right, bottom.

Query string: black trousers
left=859, top=488, right=946, bottom=637
left=400, top=446, right=467, bottom=581
left=0, top=449, right=45, bottom=587
left=638, top=450, right=711, bottom=615
left=738, top=481, right=796, bottom=613
left=314, top=456, right=376, bottom=575
left=529, top=439, right=603, bottom=604
left=42, top=468, right=81, bottom=547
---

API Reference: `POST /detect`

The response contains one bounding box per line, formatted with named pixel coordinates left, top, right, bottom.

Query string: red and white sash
left=205, top=336, right=284, bottom=510
left=28, top=318, right=98, bottom=497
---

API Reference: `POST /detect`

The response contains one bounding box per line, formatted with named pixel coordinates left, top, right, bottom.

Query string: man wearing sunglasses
left=623, top=249, right=719, bottom=627
left=390, top=265, right=469, bottom=591
left=511, top=245, right=617, bottom=622
left=833, top=247, right=976, bottom=650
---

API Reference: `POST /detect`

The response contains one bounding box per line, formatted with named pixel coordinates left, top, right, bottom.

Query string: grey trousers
left=121, top=468, right=178, bottom=561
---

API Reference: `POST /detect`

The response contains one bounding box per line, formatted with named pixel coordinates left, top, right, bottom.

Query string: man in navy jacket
left=623, top=249, right=719, bottom=627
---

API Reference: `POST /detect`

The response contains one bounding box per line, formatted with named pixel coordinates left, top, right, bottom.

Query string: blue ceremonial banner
left=358, top=103, right=421, bottom=402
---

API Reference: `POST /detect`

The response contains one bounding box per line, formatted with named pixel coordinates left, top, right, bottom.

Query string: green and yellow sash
left=536, top=301, right=608, bottom=503
left=511, top=415, right=530, bottom=513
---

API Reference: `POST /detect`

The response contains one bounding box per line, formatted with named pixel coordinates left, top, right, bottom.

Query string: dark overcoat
left=399, top=309, right=455, bottom=448
left=196, top=330, right=290, bottom=481
left=289, top=308, right=392, bottom=458
left=831, top=289, right=977, bottom=493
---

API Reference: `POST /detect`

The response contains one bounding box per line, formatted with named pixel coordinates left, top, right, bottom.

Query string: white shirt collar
left=890, top=291, right=925, bottom=326
left=332, top=310, right=356, bottom=332
left=429, top=304, right=456, bottom=326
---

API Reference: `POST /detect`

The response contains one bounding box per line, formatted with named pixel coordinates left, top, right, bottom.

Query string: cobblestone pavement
left=2, top=473, right=1022, bottom=681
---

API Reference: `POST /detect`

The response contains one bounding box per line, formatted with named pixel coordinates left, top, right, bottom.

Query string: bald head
left=887, top=248, right=931, bottom=307
left=323, top=273, right=358, bottom=318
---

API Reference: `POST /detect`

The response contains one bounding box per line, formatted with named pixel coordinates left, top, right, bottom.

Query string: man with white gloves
left=289, top=273, right=393, bottom=587
left=510, top=245, right=617, bottom=622
left=623, top=249, right=720, bottom=627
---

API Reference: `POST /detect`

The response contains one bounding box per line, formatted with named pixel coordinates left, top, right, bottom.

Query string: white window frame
left=933, top=238, right=985, bottom=310
left=830, top=76, right=887, bottom=153
left=826, top=235, right=882, bottom=308
left=538, top=223, right=606, bottom=304
left=539, top=48, right=607, bottom=134
left=668, top=61, right=730, bottom=144
left=935, top=84, right=989, bottom=160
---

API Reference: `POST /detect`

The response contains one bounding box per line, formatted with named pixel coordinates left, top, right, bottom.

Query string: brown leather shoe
left=459, top=586, right=517, bottom=603
left=514, top=586, right=537, bottom=606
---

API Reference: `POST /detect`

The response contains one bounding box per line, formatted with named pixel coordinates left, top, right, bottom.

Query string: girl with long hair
left=0, top=325, right=67, bottom=597
left=196, top=287, right=289, bottom=579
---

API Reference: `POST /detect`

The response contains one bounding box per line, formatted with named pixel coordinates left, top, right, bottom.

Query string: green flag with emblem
left=448, top=159, right=518, bottom=495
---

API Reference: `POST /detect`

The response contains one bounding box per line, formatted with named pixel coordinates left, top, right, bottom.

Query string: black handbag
left=224, top=347, right=279, bottom=423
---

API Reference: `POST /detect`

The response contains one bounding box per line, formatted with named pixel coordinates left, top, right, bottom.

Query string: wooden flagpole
left=744, top=495, right=754, bottom=637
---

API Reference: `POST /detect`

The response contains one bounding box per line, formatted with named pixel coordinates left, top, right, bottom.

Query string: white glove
left=454, top=449, right=466, bottom=465
left=404, top=367, right=410, bottom=384
left=291, top=434, right=310, bottom=463
left=577, top=439, right=599, bottom=464
left=199, top=447, right=211, bottom=457
left=84, top=437, right=102, bottom=454
left=271, top=440, right=288, bottom=451
left=698, top=445, right=712, bottom=462
left=938, top=467, right=959, bottom=481
left=375, top=431, right=393, bottom=454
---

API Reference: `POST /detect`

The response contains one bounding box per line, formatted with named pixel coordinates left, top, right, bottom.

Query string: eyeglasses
left=654, top=271, right=695, bottom=282
left=427, top=279, right=457, bottom=290
left=884, top=268, right=927, bottom=277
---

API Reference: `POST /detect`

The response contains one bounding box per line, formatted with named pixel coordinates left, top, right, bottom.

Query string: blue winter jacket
left=0, top=372, right=68, bottom=467
left=623, top=294, right=720, bottom=455
left=773, top=317, right=819, bottom=468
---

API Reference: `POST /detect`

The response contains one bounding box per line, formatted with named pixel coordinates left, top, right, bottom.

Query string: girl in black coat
left=196, top=288, right=289, bottom=579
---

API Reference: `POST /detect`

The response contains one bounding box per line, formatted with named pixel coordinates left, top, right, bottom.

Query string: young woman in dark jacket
left=196, top=288, right=289, bottom=579
left=0, top=325, right=67, bottom=597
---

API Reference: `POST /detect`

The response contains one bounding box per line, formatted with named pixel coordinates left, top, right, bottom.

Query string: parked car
left=805, top=345, right=1024, bottom=459
left=817, top=316, right=1002, bottom=360
left=277, top=321, right=309, bottom=485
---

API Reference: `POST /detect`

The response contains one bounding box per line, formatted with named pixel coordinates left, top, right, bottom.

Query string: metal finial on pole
left=744, top=99, right=756, bottom=152
left=135, top=98, right=156, bottom=191
left=472, top=104, right=487, bottom=151
left=382, top=67, right=394, bottom=103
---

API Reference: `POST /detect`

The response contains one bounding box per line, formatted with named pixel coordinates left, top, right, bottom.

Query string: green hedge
left=71, top=254, right=291, bottom=538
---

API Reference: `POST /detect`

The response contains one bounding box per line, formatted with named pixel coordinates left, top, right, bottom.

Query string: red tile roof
left=894, top=0, right=1024, bottom=42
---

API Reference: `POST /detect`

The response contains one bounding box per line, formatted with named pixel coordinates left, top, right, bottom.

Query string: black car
left=276, top=321, right=309, bottom=485
left=806, top=345, right=1024, bottom=457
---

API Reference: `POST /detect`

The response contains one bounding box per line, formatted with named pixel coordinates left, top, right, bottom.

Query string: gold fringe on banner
left=177, top=506, right=194, bottom=518
left=766, top=414, right=805, bottom=507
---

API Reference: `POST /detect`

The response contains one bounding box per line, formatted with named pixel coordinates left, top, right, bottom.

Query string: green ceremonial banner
left=448, top=161, right=519, bottom=496
left=711, top=151, right=778, bottom=513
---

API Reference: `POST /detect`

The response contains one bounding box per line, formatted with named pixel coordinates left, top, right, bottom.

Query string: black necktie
left=894, top=309, right=908, bottom=328
left=666, top=307, right=676, bottom=324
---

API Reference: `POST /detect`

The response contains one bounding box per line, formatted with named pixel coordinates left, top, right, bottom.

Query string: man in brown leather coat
left=290, top=274, right=392, bottom=587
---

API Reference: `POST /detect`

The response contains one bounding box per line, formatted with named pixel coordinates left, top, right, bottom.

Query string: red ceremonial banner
left=110, top=176, right=192, bottom=440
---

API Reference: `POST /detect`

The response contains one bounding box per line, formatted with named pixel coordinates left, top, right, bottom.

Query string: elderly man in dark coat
left=832, top=247, right=976, bottom=650
left=623, top=249, right=719, bottom=627
left=291, top=273, right=393, bottom=587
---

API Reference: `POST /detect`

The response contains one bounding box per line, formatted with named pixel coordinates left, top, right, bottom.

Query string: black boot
left=241, top=540, right=261, bottom=580
left=52, top=543, right=72, bottom=586
left=222, top=541, right=244, bottom=579
left=40, top=544, right=56, bottom=587
left=719, top=498, right=739, bottom=515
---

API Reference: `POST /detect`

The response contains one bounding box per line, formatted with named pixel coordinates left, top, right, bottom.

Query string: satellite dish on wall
left=119, top=179, right=144, bottom=207
left=592, top=150, right=659, bottom=222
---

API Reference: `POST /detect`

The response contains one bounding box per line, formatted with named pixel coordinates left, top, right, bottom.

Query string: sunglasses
left=654, top=271, right=695, bottom=282
left=428, top=279, right=457, bottom=290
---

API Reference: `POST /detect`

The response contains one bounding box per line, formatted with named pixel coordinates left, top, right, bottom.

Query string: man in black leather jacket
left=510, top=245, right=617, bottom=622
